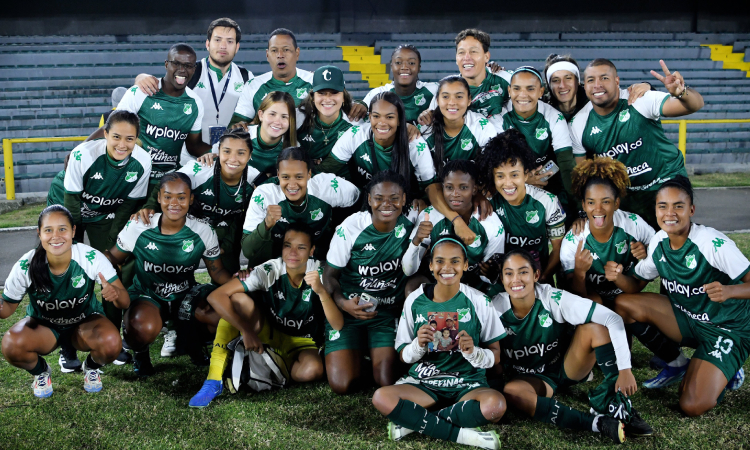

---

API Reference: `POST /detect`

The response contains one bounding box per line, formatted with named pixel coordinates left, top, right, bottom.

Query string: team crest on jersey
left=328, top=330, right=340, bottom=341
left=125, top=172, right=138, bottom=183
left=414, top=93, right=426, bottom=106
left=234, top=82, right=243, bottom=92
left=301, top=288, right=312, bottom=302
left=460, top=139, right=473, bottom=151
left=71, top=274, right=86, bottom=289
left=182, top=240, right=194, bottom=253
left=538, top=312, right=553, bottom=328
left=618, top=110, right=630, bottom=123
left=183, top=104, right=193, bottom=115
left=615, top=240, right=627, bottom=254
left=296, top=88, right=308, bottom=99
left=469, top=235, right=482, bottom=248
left=235, top=194, right=242, bottom=203
left=526, top=210, right=540, bottom=224
left=394, top=224, right=406, bottom=238
left=490, top=84, right=501, bottom=91
left=310, top=208, right=324, bottom=221
left=535, top=128, right=549, bottom=140
left=685, top=254, right=697, bottom=269
left=457, top=308, right=472, bottom=323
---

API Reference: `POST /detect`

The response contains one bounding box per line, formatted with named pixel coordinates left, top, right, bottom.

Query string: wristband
left=462, top=346, right=495, bottom=369
left=402, top=336, right=428, bottom=364
left=675, top=86, right=690, bottom=99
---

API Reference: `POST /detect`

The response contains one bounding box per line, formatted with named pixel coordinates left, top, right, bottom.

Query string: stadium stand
left=1, top=32, right=749, bottom=194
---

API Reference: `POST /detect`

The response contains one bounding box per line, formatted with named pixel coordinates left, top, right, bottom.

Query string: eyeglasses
left=166, top=60, right=197, bottom=70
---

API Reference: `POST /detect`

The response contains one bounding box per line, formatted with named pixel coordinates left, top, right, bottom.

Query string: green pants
left=620, top=190, right=658, bottom=230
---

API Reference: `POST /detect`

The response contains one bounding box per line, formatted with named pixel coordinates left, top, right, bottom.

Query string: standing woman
left=105, top=172, right=234, bottom=376
left=1, top=205, right=130, bottom=397
left=363, top=45, right=438, bottom=125
left=323, top=171, right=415, bottom=395
left=476, top=130, right=566, bottom=285
left=372, top=236, right=506, bottom=449
left=421, top=76, right=498, bottom=169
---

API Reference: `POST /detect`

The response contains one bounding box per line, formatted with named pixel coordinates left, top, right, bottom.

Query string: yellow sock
left=206, top=319, right=240, bottom=381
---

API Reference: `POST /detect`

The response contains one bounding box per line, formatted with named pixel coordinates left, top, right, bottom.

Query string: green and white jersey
left=490, top=185, right=566, bottom=257
left=396, top=283, right=506, bottom=389
left=47, top=170, right=66, bottom=207
left=233, top=68, right=314, bottom=121
left=116, top=81, right=203, bottom=181
left=178, top=161, right=260, bottom=229
left=561, top=210, right=655, bottom=298
left=2, top=243, right=118, bottom=327
left=241, top=258, right=323, bottom=339
left=420, top=111, right=498, bottom=166
left=298, top=112, right=364, bottom=162
left=635, top=223, right=750, bottom=331
left=64, top=139, right=152, bottom=222
left=570, top=91, right=687, bottom=192
left=116, top=214, right=220, bottom=302
left=330, top=123, right=437, bottom=192
left=246, top=124, right=286, bottom=175
left=428, top=69, right=512, bottom=119
left=403, top=206, right=505, bottom=287
left=363, top=81, right=439, bottom=124
left=493, top=283, right=631, bottom=376
left=327, top=211, right=415, bottom=310
left=243, top=172, right=359, bottom=243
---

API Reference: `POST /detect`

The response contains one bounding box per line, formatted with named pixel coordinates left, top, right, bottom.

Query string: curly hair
left=474, top=129, right=536, bottom=189
left=571, top=157, right=630, bottom=200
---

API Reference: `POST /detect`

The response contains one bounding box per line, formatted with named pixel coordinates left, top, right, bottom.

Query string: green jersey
left=635, top=223, right=750, bottom=332
left=421, top=111, right=498, bottom=166
left=396, top=284, right=506, bottom=390
left=64, top=139, right=152, bottom=222
left=116, top=214, right=220, bottom=302
left=560, top=210, right=655, bottom=298
left=47, top=170, right=66, bottom=206
left=243, top=124, right=286, bottom=175
left=403, top=206, right=505, bottom=288
left=492, top=283, right=632, bottom=377
left=327, top=211, right=415, bottom=310
left=241, top=258, right=323, bottom=339
left=570, top=91, right=687, bottom=192
left=116, top=81, right=203, bottom=182
left=428, top=68, right=512, bottom=118
left=364, top=81, right=439, bottom=124
left=3, top=243, right=118, bottom=327
left=233, top=68, right=314, bottom=121
left=298, top=112, right=362, bottom=162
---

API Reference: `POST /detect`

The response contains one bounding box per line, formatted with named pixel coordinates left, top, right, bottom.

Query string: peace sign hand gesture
left=650, top=60, right=686, bottom=97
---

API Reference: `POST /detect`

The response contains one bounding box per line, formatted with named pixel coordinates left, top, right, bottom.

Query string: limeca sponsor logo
left=154, top=280, right=190, bottom=297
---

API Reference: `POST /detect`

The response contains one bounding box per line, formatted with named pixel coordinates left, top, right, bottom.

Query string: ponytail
left=30, top=205, right=75, bottom=294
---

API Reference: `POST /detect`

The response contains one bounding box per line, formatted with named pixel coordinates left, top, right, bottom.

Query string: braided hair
left=571, top=157, right=630, bottom=201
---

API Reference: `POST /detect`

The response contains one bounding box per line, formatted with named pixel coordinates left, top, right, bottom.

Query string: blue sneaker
left=189, top=380, right=223, bottom=408
left=727, top=368, right=745, bottom=391
left=643, top=359, right=690, bottom=389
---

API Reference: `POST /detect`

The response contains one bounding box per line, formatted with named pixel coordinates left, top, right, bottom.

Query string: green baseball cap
left=312, top=65, right=345, bottom=93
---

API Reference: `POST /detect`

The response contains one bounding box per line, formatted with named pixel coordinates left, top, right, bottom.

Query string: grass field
left=1, top=234, right=749, bottom=449
left=0, top=202, right=45, bottom=228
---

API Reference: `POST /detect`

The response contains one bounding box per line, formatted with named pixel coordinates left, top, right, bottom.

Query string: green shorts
left=324, top=309, right=399, bottom=355
left=128, top=283, right=216, bottom=322
left=508, top=363, right=579, bottom=395
left=672, top=303, right=750, bottom=382
left=396, top=375, right=490, bottom=404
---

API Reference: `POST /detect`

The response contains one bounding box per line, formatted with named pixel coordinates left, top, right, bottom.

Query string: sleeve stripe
left=585, top=302, right=596, bottom=324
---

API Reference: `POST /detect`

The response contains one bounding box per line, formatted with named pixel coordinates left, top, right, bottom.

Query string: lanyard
left=207, top=59, right=232, bottom=121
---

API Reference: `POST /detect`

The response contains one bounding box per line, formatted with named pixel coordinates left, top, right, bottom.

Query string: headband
left=545, top=61, right=580, bottom=85
left=512, top=66, right=545, bottom=87
left=430, top=237, right=468, bottom=256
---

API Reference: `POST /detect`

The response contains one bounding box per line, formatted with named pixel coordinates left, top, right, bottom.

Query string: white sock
left=667, top=351, right=689, bottom=367
left=456, top=428, right=499, bottom=450
left=592, top=414, right=603, bottom=432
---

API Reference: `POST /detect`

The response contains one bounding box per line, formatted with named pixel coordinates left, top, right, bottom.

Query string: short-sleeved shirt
left=570, top=91, right=687, bottom=192
left=363, top=81, right=439, bottom=124
left=64, top=139, right=152, bottom=222
left=115, top=214, right=220, bottom=302
left=327, top=211, right=415, bottom=310
left=428, top=68, right=512, bottom=119
left=396, top=283, right=506, bottom=388
left=240, top=258, right=323, bottom=338
left=116, top=81, right=203, bottom=182
left=298, top=112, right=363, bottom=163
left=421, top=111, right=498, bottom=166
left=232, top=68, right=314, bottom=121
left=560, top=210, right=655, bottom=299
left=634, top=223, right=750, bottom=332
left=2, top=243, right=118, bottom=327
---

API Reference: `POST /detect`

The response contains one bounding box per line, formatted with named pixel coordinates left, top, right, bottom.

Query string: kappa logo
left=460, top=139, right=473, bottom=151
left=296, top=88, right=308, bottom=99
left=263, top=263, right=273, bottom=274
left=331, top=178, right=339, bottom=192
left=146, top=242, right=159, bottom=251
left=557, top=113, right=564, bottom=122
left=151, top=102, right=164, bottom=110
left=335, top=226, right=346, bottom=240
left=182, top=240, right=194, bottom=253
left=565, top=231, right=575, bottom=242
left=217, top=221, right=228, bottom=227
left=457, top=308, right=472, bottom=323
left=712, top=238, right=725, bottom=252
left=659, top=254, right=667, bottom=263
left=592, top=253, right=600, bottom=260
left=192, top=162, right=201, bottom=175
left=202, top=189, right=214, bottom=196
left=310, top=208, right=324, bottom=221
left=275, top=291, right=285, bottom=300
left=337, top=130, right=346, bottom=139
left=479, top=118, right=489, bottom=129
left=196, top=82, right=206, bottom=89
left=234, top=81, right=243, bottom=92
left=414, top=93, right=426, bottom=106
left=618, top=110, right=631, bottom=123
left=130, top=86, right=138, bottom=94
left=125, top=172, right=138, bottom=183
left=469, top=235, right=482, bottom=248
left=183, top=104, right=192, bottom=115
left=615, top=240, right=627, bottom=254
left=590, top=126, right=602, bottom=135
left=416, top=142, right=426, bottom=154
left=71, top=274, right=86, bottom=289
left=73, top=150, right=82, bottom=161
left=551, top=290, right=562, bottom=304
left=415, top=314, right=426, bottom=323
left=506, top=327, right=516, bottom=336
left=525, top=210, right=540, bottom=224
left=19, top=259, right=29, bottom=273
left=685, top=254, right=697, bottom=269
left=302, top=135, right=315, bottom=142
left=440, top=228, right=450, bottom=235
left=538, top=312, right=553, bottom=328
left=301, top=288, right=312, bottom=302
left=91, top=172, right=103, bottom=180
left=394, top=224, right=406, bottom=238
left=252, top=194, right=265, bottom=208
left=85, top=250, right=96, bottom=263
left=535, top=128, right=549, bottom=140
left=628, top=213, right=638, bottom=222
left=362, top=243, right=377, bottom=251
left=360, top=153, right=371, bottom=163
left=329, top=329, right=340, bottom=341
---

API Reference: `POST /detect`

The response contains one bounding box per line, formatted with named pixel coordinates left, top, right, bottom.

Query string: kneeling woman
left=106, top=173, right=234, bottom=376
left=189, top=224, right=344, bottom=407
left=2, top=205, right=130, bottom=397
left=493, top=249, right=652, bottom=442
left=372, top=236, right=505, bottom=449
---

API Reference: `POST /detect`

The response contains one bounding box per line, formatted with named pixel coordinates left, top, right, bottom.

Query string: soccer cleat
left=456, top=428, right=501, bottom=450
left=624, top=409, right=653, bottom=437
left=387, top=422, right=414, bottom=441
left=642, top=359, right=689, bottom=389
left=189, top=379, right=223, bottom=408
left=161, top=330, right=177, bottom=357
left=32, top=371, right=53, bottom=398
left=727, top=367, right=745, bottom=391
left=597, top=416, right=626, bottom=444
left=58, top=346, right=82, bottom=373
left=648, top=355, right=667, bottom=370
left=113, top=348, right=132, bottom=366
left=133, top=351, right=155, bottom=377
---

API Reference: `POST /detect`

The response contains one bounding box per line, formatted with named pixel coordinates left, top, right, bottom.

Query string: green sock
left=387, top=399, right=460, bottom=442
left=436, top=400, right=490, bottom=428
left=28, top=355, right=48, bottom=376
left=534, top=396, right=595, bottom=432
left=626, top=321, right=680, bottom=362
left=589, top=343, right=633, bottom=421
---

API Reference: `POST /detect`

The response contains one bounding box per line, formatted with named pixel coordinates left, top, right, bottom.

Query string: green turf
left=0, top=202, right=45, bottom=228
left=690, top=172, right=750, bottom=188
left=1, top=234, right=749, bottom=449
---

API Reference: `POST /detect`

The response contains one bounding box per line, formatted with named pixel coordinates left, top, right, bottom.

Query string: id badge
left=209, top=126, right=227, bottom=145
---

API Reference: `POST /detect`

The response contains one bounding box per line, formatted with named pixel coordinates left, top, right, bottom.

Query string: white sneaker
left=33, top=370, right=53, bottom=398
left=83, top=368, right=103, bottom=393
left=456, top=428, right=501, bottom=450
left=161, top=330, right=177, bottom=357
left=387, top=422, right=414, bottom=441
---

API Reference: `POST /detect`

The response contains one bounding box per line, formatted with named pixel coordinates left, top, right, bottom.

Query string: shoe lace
left=86, top=370, right=101, bottom=383
left=35, top=373, right=50, bottom=386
